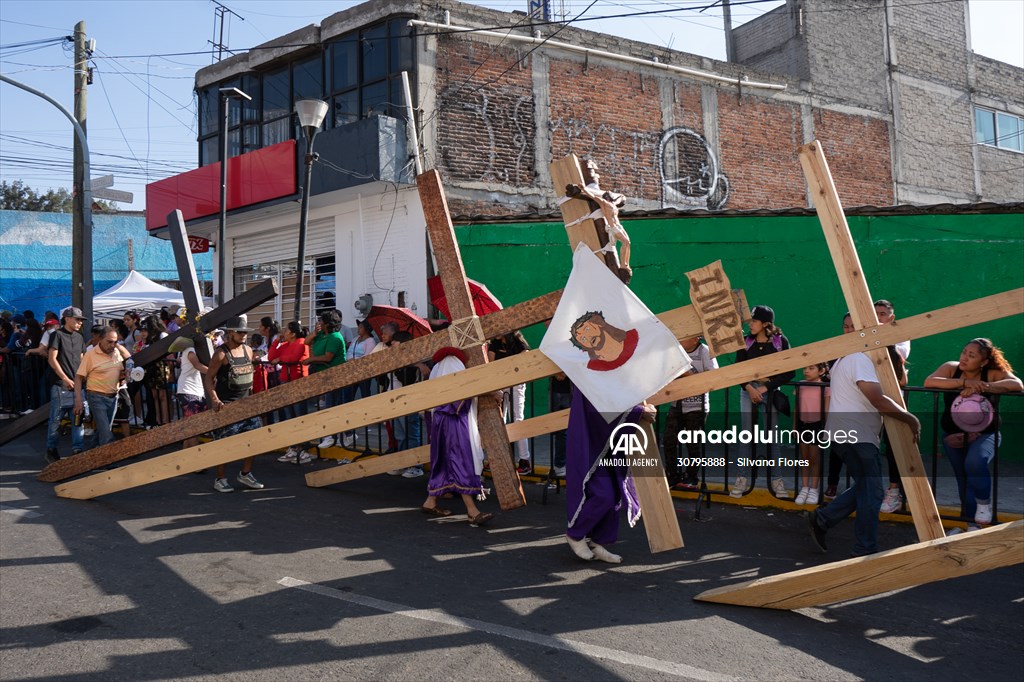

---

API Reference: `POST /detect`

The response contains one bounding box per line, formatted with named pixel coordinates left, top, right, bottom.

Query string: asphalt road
left=1, top=430, right=1022, bottom=681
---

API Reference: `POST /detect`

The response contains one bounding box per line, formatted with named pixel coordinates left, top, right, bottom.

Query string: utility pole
left=722, top=0, right=735, bottom=62
left=72, top=20, right=94, bottom=322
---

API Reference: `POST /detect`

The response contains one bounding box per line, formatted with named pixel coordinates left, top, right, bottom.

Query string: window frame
left=975, top=106, right=1024, bottom=154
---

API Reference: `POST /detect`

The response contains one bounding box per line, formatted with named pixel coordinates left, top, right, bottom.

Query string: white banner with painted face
left=540, top=243, right=691, bottom=420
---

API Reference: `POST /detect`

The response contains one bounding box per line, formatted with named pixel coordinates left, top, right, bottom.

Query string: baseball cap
left=61, top=306, right=87, bottom=321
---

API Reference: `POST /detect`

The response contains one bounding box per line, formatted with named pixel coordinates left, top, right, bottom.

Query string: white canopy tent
left=93, top=270, right=212, bottom=318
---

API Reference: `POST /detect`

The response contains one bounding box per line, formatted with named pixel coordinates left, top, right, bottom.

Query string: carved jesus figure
left=566, top=159, right=631, bottom=280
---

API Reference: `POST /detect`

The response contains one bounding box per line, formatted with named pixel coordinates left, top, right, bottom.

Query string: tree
left=0, top=180, right=115, bottom=212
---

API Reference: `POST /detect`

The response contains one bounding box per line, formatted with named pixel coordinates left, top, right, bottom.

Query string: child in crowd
left=795, top=362, right=830, bottom=505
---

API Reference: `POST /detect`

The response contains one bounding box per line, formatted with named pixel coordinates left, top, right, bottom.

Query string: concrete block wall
left=803, top=1, right=889, bottom=111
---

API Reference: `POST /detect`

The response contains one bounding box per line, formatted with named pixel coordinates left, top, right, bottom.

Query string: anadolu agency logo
left=608, top=422, right=648, bottom=457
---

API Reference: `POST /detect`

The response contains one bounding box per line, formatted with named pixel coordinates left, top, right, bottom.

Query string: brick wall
left=812, top=110, right=893, bottom=206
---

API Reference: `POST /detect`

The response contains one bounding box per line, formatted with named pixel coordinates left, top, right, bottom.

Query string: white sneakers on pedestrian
left=806, top=488, right=819, bottom=505
left=236, top=471, right=264, bottom=489
left=975, top=502, right=993, bottom=525
left=553, top=466, right=566, bottom=478
left=342, top=433, right=356, bottom=449
left=880, top=487, right=903, bottom=513
left=297, top=450, right=315, bottom=464
left=317, top=436, right=336, bottom=449
left=278, top=446, right=299, bottom=463
left=730, top=476, right=748, bottom=498
left=770, top=477, right=790, bottom=499
left=213, top=477, right=234, bottom=493
left=795, top=487, right=810, bottom=505
left=401, top=466, right=424, bottom=478
left=566, top=535, right=594, bottom=560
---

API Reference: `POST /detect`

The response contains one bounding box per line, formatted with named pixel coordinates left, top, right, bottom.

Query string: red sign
left=188, top=236, right=210, bottom=254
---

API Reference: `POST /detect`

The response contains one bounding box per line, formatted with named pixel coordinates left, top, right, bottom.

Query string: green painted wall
left=457, top=211, right=1024, bottom=456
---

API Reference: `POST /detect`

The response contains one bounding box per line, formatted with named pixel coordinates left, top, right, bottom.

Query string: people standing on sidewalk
left=489, top=331, right=532, bottom=474
left=304, top=310, right=347, bottom=452
left=270, top=322, right=314, bottom=464
left=730, top=305, right=795, bottom=499
left=794, top=362, right=830, bottom=506
left=807, top=350, right=920, bottom=557
left=175, top=342, right=209, bottom=451
left=203, top=315, right=265, bottom=493
left=662, top=335, right=717, bottom=490
left=75, top=325, right=131, bottom=448
left=925, top=338, right=1021, bottom=530
left=44, top=307, right=87, bottom=463
left=874, top=299, right=912, bottom=514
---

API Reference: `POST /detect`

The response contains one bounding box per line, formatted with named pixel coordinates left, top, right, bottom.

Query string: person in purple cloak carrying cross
left=565, top=389, right=657, bottom=563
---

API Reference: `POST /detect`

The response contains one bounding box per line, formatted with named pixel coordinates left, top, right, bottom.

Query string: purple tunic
left=566, top=388, right=641, bottom=545
left=426, top=399, right=483, bottom=497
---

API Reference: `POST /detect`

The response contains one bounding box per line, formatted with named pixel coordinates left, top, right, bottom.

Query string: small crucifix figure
left=566, top=158, right=632, bottom=284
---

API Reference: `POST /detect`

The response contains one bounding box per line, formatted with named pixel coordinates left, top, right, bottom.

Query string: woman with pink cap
left=925, top=338, right=1021, bottom=529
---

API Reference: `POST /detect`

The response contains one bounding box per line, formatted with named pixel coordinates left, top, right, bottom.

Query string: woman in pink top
left=795, top=362, right=830, bottom=506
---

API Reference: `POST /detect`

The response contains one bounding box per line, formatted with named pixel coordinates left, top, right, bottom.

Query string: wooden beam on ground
left=693, top=520, right=1024, bottom=610
left=551, top=153, right=687, bottom=553
left=54, top=288, right=1022, bottom=499
left=0, top=406, right=49, bottom=447
left=799, top=140, right=944, bottom=543
left=39, top=290, right=563, bottom=483
left=417, top=169, right=525, bottom=510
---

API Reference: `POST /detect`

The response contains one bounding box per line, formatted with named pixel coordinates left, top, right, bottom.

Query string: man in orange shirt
left=75, top=326, right=130, bottom=447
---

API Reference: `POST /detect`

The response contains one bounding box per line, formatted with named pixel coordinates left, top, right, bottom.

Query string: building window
left=975, top=107, right=1023, bottom=152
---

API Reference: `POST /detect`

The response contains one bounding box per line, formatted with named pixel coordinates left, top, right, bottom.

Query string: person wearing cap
left=731, top=304, right=795, bottom=500
left=925, top=338, right=1021, bottom=530
left=75, top=324, right=131, bottom=448
left=43, top=307, right=88, bottom=463
left=203, top=315, right=265, bottom=493
left=807, top=348, right=921, bottom=557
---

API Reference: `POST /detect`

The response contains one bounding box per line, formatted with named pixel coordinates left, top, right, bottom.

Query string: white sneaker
left=588, top=541, right=622, bottom=564
left=236, top=471, right=264, bottom=490
left=297, top=450, right=316, bottom=464
left=342, top=433, right=355, bottom=448
left=794, top=487, right=810, bottom=505
left=213, top=477, right=234, bottom=493
left=335, top=457, right=352, bottom=465
left=771, top=477, right=790, bottom=499
left=880, top=487, right=902, bottom=513
left=277, top=446, right=299, bottom=463
left=317, top=436, right=335, bottom=449
left=806, top=488, right=820, bottom=505
left=730, top=476, right=748, bottom=498
left=401, top=466, right=424, bottom=478
left=566, top=535, right=594, bottom=560
left=553, top=466, right=566, bottom=478
left=386, top=469, right=403, bottom=476
left=975, top=502, right=993, bottom=525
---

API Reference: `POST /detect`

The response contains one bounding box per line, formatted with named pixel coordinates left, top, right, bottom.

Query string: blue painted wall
left=0, top=210, right=213, bottom=316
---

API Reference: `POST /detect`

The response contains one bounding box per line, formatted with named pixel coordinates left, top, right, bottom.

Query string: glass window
left=242, top=74, right=261, bottom=123
left=200, top=136, right=219, bottom=166
left=263, top=118, right=290, bottom=146
left=390, top=17, right=414, bottom=74
left=362, top=24, right=388, bottom=82
left=331, top=37, right=358, bottom=92
left=362, top=80, right=388, bottom=118
left=996, top=112, right=1022, bottom=152
left=976, top=108, right=996, bottom=145
left=262, top=67, right=290, bottom=122
left=293, top=55, right=323, bottom=100
left=199, top=87, right=219, bottom=137
left=242, top=124, right=260, bottom=154
left=333, top=91, right=359, bottom=126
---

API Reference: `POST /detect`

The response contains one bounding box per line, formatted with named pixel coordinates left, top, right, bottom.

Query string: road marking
left=278, top=576, right=735, bottom=680
left=0, top=505, right=42, bottom=518
left=362, top=506, right=420, bottom=515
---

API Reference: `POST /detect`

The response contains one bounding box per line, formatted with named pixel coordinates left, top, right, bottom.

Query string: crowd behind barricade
left=2, top=297, right=1021, bottom=552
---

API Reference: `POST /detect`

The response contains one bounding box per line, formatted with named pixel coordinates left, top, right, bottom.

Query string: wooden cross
left=416, top=170, right=525, bottom=510
left=166, top=209, right=214, bottom=365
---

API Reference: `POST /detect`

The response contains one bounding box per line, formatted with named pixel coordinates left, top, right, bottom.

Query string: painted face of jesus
left=573, top=318, right=605, bottom=352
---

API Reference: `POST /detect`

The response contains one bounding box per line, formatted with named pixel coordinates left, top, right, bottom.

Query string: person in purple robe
left=420, top=347, right=494, bottom=526
left=565, top=388, right=655, bottom=563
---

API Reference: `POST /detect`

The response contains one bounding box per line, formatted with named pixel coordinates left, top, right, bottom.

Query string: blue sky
left=1, top=1, right=1021, bottom=212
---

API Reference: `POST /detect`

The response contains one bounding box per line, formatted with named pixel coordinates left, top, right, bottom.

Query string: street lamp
left=217, top=86, right=251, bottom=305
left=292, top=98, right=329, bottom=325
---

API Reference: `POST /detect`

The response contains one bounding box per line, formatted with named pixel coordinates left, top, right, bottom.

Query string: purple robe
left=566, top=388, right=641, bottom=545
left=426, top=399, right=483, bottom=497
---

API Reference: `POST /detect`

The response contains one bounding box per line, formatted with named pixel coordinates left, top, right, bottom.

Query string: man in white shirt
left=808, top=351, right=920, bottom=556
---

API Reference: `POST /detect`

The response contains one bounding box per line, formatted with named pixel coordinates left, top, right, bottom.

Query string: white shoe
left=975, top=502, right=993, bottom=525
left=342, top=433, right=355, bottom=448
left=213, top=477, right=234, bottom=493
left=588, top=541, right=622, bottom=564
left=566, top=535, right=594, bottom=560
left=335, top=457, right=352, bottom=465
left=401, top=466, right=424, bottom=478
left=386, top=469, right=403, bottom=476
left=806, top=488, right=820, bottom=505
left=794, top=487, right=809, bottom=505
left=317, top=436, right=335, bottom=449
left=297, top=450, right=316, bottom=464
left=553, top=466, right=566, bottom=478
left=771, top=477, right=790, bottom=499
left=277, top=446, right=299, bottom=463
left=236, top=471, right=264, bottom=490
left=880, top=487, right=902, bottom=513
left=730, top=476, right=748, bottom=498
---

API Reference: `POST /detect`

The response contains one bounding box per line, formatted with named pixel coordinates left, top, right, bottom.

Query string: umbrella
left=366, top=305, right=432, bottom=339
left=427, top=276, right=503, bottom=320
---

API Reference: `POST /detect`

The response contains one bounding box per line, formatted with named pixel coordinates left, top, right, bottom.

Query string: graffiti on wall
left=658, top=127, right=729, bottom=210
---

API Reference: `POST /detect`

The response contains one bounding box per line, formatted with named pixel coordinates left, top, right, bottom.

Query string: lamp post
left=217, top=86, right=251, bottom=305
left=292, top=99, right=329, bottom=325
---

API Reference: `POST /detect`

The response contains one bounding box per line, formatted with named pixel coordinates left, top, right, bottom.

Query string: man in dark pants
left=44, top=306, right=86, bottom=463
left=808, top=350, right=920, bottom=557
